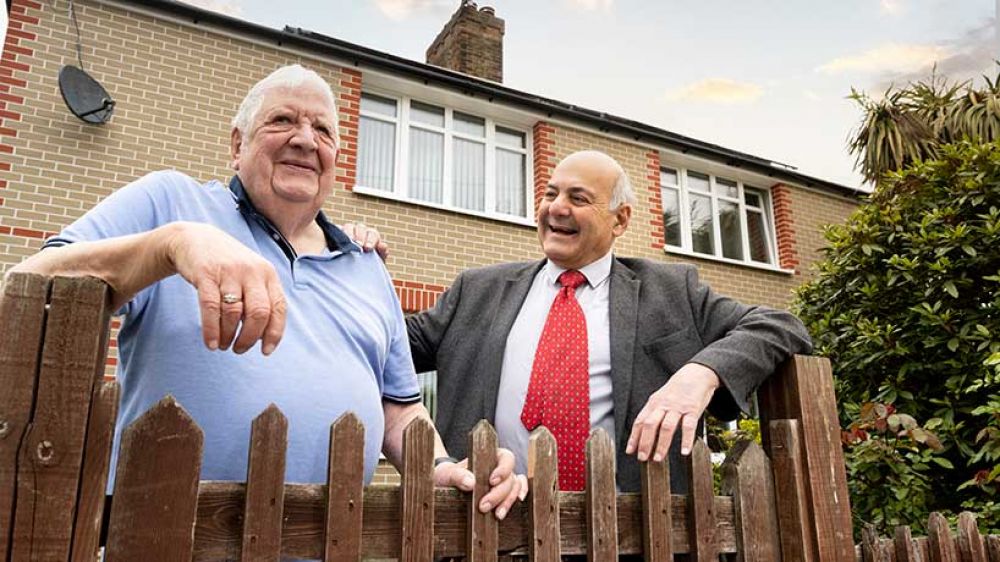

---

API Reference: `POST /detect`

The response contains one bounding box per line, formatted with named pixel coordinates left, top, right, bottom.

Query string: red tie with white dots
left=520, top=269, right=590, bottom=491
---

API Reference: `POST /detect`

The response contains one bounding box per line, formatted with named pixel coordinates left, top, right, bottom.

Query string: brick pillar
left=426, top=1, right=505, bottom=82
left=771, top=183, right=800, bottom=272
left=393, top=279, right=447, bottom=313
left=336, top=68, right=362, bottom=192
left=0, top=0, right=41, bottom=217
left=646, top=151, right=663, bottom=250
left=532, top=121, right=556, bottom=217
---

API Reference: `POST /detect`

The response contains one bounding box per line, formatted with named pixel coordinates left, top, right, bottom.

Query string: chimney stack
left=426, top=1, right=505, bottom=83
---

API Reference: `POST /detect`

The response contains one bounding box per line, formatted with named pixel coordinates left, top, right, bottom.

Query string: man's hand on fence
left=433, top=449, right=528, bottom=520
left=340, top=222, right=389, bottom=261
left=625, top=362, right=720, bottom=462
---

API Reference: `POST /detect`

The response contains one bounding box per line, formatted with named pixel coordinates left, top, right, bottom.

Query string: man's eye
left=271, top=115, right=292, bottom=125
left=544, top=191, right=557, bottom=200
left=572, top=195, right=588, bottom=204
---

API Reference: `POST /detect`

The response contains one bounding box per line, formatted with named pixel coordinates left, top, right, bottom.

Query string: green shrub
left=794, top=140, right=1000, bottom=535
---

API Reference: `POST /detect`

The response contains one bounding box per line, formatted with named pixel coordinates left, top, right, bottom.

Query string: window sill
left=353, top=185, right=537, bottom=228
left=663, top=246, right=795, bottom=275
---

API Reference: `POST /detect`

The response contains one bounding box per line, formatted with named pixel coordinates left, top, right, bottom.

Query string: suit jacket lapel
left=483, top=260, right=546, bottom=422
left=609, top=259, right=640, bottom=451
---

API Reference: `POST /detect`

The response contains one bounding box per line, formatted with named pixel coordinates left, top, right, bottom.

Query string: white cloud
left=665, top=78, right=763, bottom=104
left=879, top=0, right=905, bottom=16
left=564, top=0, right=614, bottom=10
left=374, top=0, right=453, bottom=21
left=817, top=43, right=952, bottom=75
left=178, top=0, right=241, bottom=17
left=802, top=89, right=823, bottom=102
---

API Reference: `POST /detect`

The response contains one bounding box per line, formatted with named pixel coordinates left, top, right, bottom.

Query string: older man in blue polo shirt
left=9, top=64, right=524, bottom=518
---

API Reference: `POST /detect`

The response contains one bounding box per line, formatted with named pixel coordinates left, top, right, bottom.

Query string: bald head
left=553, top=151, right=636, bottom=210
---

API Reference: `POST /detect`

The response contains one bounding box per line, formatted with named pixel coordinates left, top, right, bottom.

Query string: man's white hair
left=231, top=64, right=340, bottom=148
left=608, top=159, right=636, bottom=211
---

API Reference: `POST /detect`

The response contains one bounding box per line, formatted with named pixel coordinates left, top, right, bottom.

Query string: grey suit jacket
left=406, top=257, right=812, bottom=492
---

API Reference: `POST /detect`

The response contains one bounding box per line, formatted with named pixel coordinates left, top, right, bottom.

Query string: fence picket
left=957, top=512, right=986, bottom=562
left=685, top=439, right=718, bottom=561
left=241, top=404, right=288, bottom=562
left=585, top=429, right=617, bottom=562
left=70, top=381, right=120, bottom=562
left=862, top=524, right=883, bottom=562
left=721, top=440, right=780, bottom=562
left=917, top=537, right=931, bottom=562
left=894, top=526, right=918, bottom=562
left=400, top=417, right=434, bottom=562
left=639, top=456, right=672, bottom=562
left=768, top=419, right=818, bottom=562
left=325, top=412, right=365, bottom=562
left=986, top=536, right=1000, bottom=562
left=527, top=427, right=560, bottom=562
left=468, top=420, right=499, bottom=562
left=11, top=276, right=110, bottom=562
left=0, top=273, right=49, bottom=560
left=927, top=512, right=959, bottom=562
left=105, top=396, right=203, bottom=562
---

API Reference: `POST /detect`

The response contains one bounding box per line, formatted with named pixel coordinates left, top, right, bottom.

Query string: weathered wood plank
left=927, top=512, right=958, bottom=562
left=768, top=419, right=818, bottom=562
left=400, top=417, right=434, bottom=562
left=241, top=404, right=287, bottom=562
left=862, top=524, right=881, bottom=562
left=685, top=440, right=717, bottom=561
left=11, top=276, right=110, bottom=562
left=957, top=512, right=987, bottom=562
left=759, top=355, right=855, bottom=562
left=720, top=440, right=780, bottom=562
left=917, top=537, right=931, bottom=562
left=189, top=484, right=738, bottom=560
left=70, top=380, right=120, bottom=562
left=527, top=427, right=560, bottom=562
left=639, top=456, right=672, bottom=562
left=985, top=536, right=1000, bottom=562
left=105, top=396, right=204, bottom=562
left=894, top=526, right=918, bottom=562
left=585, top=429, right=616, bottom=562
left=0, top=273, right=50, bottom=559
left=325, top=412, right=364, bottom=562
left=469, top=420, right=499, bottom=562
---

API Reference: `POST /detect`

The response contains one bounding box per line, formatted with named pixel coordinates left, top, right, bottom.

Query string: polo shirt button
left=272, top=234, right=280, bottom=240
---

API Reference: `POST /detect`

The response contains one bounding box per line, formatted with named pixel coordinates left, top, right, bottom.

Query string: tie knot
left=558, top=270, right=587, bottom=290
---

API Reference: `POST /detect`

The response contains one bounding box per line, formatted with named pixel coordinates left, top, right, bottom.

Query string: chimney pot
left=426, top=2, right=505, bottom=82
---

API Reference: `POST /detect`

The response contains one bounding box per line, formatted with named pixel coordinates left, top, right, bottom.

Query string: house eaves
left=120, top=0, right=865, bottom=199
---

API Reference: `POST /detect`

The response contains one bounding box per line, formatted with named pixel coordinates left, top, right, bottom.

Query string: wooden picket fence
left=0, top=273, right=990, bottom=561
left=855, top=513, right=999, bottom=562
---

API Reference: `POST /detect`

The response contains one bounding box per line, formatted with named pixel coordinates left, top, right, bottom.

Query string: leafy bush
left=794, top=140, right=1000, bottom=534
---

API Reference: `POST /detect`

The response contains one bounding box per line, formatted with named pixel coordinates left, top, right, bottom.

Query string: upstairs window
left=357, top=92, right=532, bottom=222
left=660, top=166, right=776, bottom=266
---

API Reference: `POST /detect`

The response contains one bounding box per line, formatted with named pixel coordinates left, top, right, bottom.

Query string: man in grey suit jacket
left=405, top=150, right=812, bottom=492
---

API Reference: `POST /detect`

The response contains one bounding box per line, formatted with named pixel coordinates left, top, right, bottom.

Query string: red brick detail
left=645, top=151, right=664, bottom=250
left=392, top=279, right=447, bottom=313
left=337, top=67, right=362, bottom=192
left=1, top=0, right=41, bottom=222
left=771, top=183, right=799, bottom=272
left=532, top=122, right=556, bottom=216
left=7, top=227, right=55, bottom=239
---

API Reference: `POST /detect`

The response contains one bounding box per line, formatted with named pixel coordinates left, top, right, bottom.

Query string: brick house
left=0, top=0, right=861, bottom=477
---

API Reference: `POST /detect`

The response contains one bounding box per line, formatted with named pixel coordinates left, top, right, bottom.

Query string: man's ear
left=230, top=128, right=243, bottom=171
left=612, top=204, right=632, bottom=237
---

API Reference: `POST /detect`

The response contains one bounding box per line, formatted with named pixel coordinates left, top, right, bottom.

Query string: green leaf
left=948, top=338, right=960, bottom=352
left=943, top=281, right=959, bottom=298
left=930, top=457, right=954, bottom=469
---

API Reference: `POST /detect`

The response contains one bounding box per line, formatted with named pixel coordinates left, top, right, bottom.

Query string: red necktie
left=520, top=270, right=589, bottom=491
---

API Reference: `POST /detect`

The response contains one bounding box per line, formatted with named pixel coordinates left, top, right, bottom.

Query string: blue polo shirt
left=44, top=170, right=420, bottom=484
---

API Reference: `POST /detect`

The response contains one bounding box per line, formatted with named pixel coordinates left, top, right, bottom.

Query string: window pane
left=496, top=126, right=526, bottom=149
left=747, top=210, right=772, bottom=263
left=745, top=187, right=763, bottom=208
left=661, top=186, right=681, bottom=246
left=688, top=171, right=710, bottom=193
left=453, top=138, right=485, bottom=212
left=357, top=115, right=395, bottom=191
left=719, top=200, right=744, bottom=260
left=361, top=93, right=397, bottom=117
left=454, top=112, right=485, bottom=137
left=661, top=167, right=679, bottom=186
left=689, top=193, right=715, bottom=254
left=496, top=148, right=526, bottom=216
left=409, top=128, right=443, bottom=203
left=716, top=177, right=739, bottom=198
left=411, top=101, right=444, bottom=127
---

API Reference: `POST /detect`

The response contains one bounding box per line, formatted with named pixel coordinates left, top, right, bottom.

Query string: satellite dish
left=58, top=65, right=115, bottom=124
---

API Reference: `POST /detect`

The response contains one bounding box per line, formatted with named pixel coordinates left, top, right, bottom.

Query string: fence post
left=758, top=355, right=855, bottom=562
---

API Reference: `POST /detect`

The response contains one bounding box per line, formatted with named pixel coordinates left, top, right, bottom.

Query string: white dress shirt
left=495, top=250, right=616, bottom=475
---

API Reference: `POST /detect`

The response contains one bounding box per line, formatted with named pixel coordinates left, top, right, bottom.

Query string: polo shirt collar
left=543, top=248, right=614, bottom=289
left=228, top=175, right=359, bottom=261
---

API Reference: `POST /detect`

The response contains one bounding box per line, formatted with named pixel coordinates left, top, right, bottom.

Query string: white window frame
left=660, top=166, right=785, bottom=272
left=356, top=90, right=534, bottom=226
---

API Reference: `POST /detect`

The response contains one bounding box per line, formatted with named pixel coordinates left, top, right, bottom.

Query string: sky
left=181, top=0, right=998, bottom=190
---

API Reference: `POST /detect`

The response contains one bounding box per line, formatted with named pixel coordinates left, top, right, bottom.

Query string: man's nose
left=289, top=122, right=319, bottom=150
left=547, top=193, right=572, bottom=215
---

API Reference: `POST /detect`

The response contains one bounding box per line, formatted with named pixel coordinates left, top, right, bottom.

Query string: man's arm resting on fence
left=7, top=221, right=286, bottom=355
left=382, top=400, right=526, bottom=520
